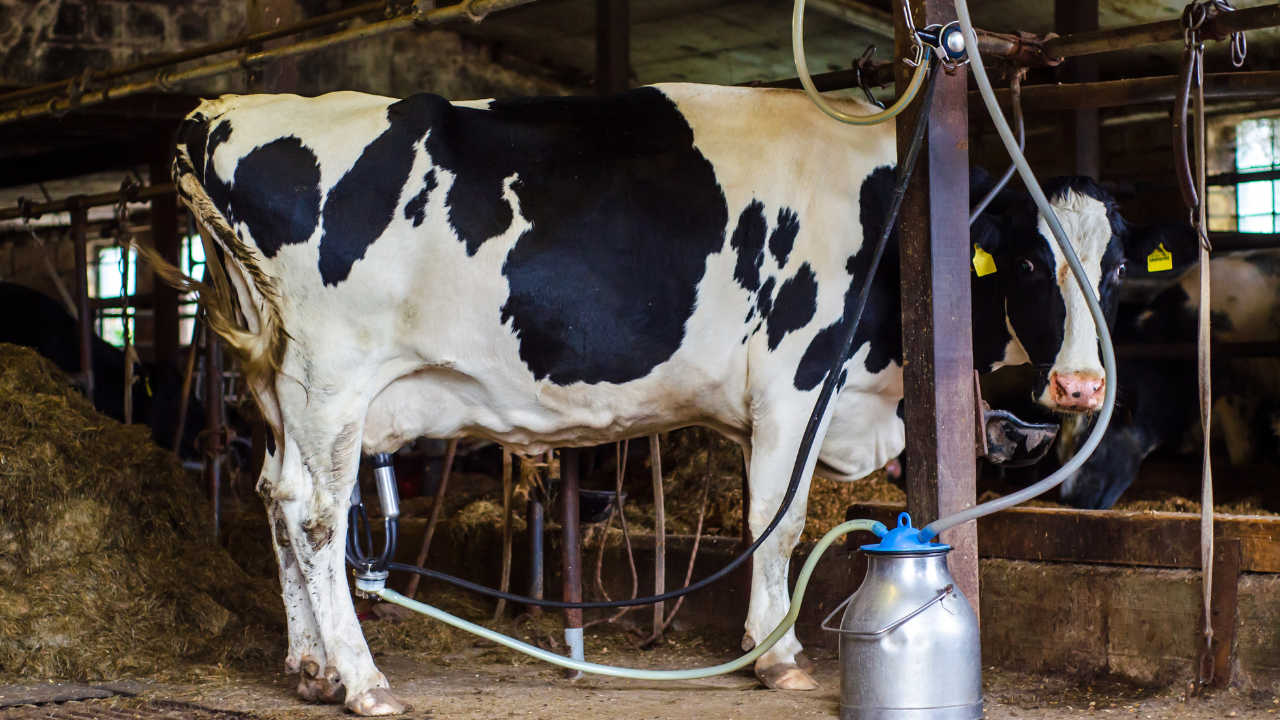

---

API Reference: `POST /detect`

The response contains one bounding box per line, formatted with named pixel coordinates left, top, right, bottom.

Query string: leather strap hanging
left=1178, top=2, right=1219, bottom=689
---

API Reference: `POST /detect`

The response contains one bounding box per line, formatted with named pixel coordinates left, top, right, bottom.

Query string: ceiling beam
left=808, top=0, right=894, bottom=39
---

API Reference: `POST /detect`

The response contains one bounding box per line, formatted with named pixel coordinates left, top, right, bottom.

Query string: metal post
left=560, top=447, right=585, bottom=677
left=150, top=143, right=181, bottom=364
left=204, top=332, right=225, bottom=535
left=68, top=197, right=94, bottom=404
left=595, top=0, right=629, bottom=94
left=895, top=0, right=979, bottom=611
left=1056, top=0, right=1100, bottom=179
left=526, top=460, right=545, bottom=617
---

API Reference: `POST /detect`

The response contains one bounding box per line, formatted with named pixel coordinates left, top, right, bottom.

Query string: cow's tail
left=140, top=102, right=287, bottom=391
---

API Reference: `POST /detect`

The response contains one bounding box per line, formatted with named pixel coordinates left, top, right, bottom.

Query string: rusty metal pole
left=204, top=331, right=225, bottom=536
left=560, top=447, right=585, bottom=678
left=526, top=459, right=545, bottom=617
left=68, top=197, right=94, bottom=404
left=895, top=0, right=979, bottom=611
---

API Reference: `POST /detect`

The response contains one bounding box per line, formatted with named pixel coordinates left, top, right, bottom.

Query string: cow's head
left=974, top=177, right=1197, bottom=414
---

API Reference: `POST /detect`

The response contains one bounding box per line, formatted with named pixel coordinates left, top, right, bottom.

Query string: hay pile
left=0, top=344, right=283, bottom=681
left=977, top=489, right=1277, bottom=516
left=587, top=427, right=905, bottom=543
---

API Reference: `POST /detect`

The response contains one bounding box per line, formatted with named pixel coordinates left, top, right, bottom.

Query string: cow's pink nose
left=1050, top=373, right=1105, bottom=411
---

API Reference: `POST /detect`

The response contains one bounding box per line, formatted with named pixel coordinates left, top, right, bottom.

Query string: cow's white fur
left=186, top=84, right=903, bottom=707
left=1036, top=191, right=1113, bottom=408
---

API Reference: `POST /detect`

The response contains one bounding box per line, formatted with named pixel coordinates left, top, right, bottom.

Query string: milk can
left=824, top=513, right=982, bottom=720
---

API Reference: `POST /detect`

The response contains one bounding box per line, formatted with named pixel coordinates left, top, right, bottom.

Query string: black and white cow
left=171, top=87, right=1191, bottom=714
left=0, top=281, right=204, bottom=457
left=969, top=173, right=1199, bottom=406
left=1057, top=250, right=1280, bottom=509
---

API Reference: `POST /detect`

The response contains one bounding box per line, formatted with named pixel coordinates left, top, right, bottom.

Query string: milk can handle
left=820, top=584, right=954, bottom=637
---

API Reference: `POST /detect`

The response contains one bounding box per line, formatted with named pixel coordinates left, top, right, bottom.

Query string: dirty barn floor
left=92, top=631, right=1276, bottom=720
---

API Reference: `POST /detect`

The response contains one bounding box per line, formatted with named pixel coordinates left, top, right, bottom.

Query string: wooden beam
left=1055, top=0, right=1099, bottom=179
left=849, top=502, right=1280, bottom=573
left=808, top=0, right=894, bottom=39
left=969, top=72, right=1280, bottom=114
left=150, top=135, right=180, bottom=364
left=595, top=0, right=629, bottom=94
left=895, top=0, right=978, bottom=609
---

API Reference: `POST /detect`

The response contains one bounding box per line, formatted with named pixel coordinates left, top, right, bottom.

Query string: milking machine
left=345, top=2, right=1119, bottom=717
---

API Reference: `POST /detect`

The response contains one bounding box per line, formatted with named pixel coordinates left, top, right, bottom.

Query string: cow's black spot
left=204, top=120, right=234, bottom=216
left=767, top=263, right=817, bottom=350
left=182, top=118, right=209, bottom=183
left=745, top=307, right=755, bottom=324
left=756, top=276, right=776, bottom=319
left=769, top=209, right=800, bottom=266
left=730, top=201, right=767, bottom=292
left=265, top=428, right=276, bottom=456
left=412, top=88, right=726, bottom=384
left=794, top=165, right=901, bottom=390
left=404, top=170, right=438, bottom=227
left=230, top=137, right=322, bottom=258
left=318, top=95, right=438, bottom=285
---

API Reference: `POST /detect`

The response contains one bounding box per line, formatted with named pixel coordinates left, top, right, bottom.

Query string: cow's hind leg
left=258, top=436, right=344, bottom=703
left=274, top=426, right=407, bottom=716
left=742, top=411, right=819, bottom=691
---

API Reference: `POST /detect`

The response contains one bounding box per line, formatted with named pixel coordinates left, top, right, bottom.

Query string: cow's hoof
left=741, top=633, right=756, bottom=652
left=795, top=652, right=815, bottom=674
left=297, top=660, right=345, bottom=704
left=346, top=688, right=409, bottom=716
left=755, top=661, right=819, bottom=691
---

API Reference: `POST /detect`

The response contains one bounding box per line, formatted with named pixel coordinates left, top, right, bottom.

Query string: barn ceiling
left=457, top=0, right=1280, bottom=87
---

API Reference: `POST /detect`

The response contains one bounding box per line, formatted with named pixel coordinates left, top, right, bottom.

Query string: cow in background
left=0, top=282, right=205, bottom=458
left=1057, top=250, right=1280, bottom=509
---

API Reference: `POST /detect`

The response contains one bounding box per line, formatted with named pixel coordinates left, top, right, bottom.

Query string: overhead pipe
left=0, top=183, right=176, bottom=222
left=0, top=0, right=540, bottom=127
left=0, top=1, right=386, bottom=108
left=1043, top=3, right=1280, bottom=61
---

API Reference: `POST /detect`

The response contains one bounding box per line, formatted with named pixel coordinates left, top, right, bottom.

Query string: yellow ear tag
left=972, top=244, right=997, bottom=277
left=1147, top=243, right=1173, bottom=272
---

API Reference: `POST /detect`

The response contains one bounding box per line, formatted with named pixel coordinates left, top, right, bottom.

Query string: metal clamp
left=821, top=584, right=954, bottom=637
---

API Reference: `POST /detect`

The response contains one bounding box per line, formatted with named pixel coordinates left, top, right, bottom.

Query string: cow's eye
left=1115, top=262, right=1127, bottom=278
left=1020, top=259, right=1034, bottom=274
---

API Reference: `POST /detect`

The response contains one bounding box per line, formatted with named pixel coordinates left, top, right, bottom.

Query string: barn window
left=1233, top=117, right=1280, bottom=232
left=89, top=243, right=136, bottom=348
left=179, top=234, right=206, bottom=345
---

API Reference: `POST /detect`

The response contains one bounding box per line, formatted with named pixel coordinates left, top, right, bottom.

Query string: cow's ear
left=972, top=212, right=1006, bottom=254
left=1122, top=220, right=1199, bottom=279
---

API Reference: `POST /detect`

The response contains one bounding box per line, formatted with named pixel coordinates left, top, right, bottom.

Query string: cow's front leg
left=275, top=437, right=407, bottom=716
left=742, top=413, right=818, bottom=691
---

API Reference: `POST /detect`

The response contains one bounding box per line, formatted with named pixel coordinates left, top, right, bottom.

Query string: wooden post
left=150, top=140, right=180, bottom=364
left=560, top=447, right=585, bottom=678
left=204, top=333, right=225, bottom=535
left=595, top=0, right=629, bottom=94
left=69, top=197, right=94, bottom=404
left=895, top=1, right=979, bottom=609
left=1055, top=0, right=1100, bottom=178
left=649, top=434, right=665, bottom=643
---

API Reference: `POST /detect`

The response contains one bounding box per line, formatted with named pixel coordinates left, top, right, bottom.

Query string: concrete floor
left=145, top=629, right=1278, bottom=720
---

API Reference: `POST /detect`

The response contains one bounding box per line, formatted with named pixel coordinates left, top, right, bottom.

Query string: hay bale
left=0, top=344, right=283, bottom=682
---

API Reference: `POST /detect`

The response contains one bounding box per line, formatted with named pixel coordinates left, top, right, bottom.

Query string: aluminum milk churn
left=824, top=512, right=982, bottom=720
